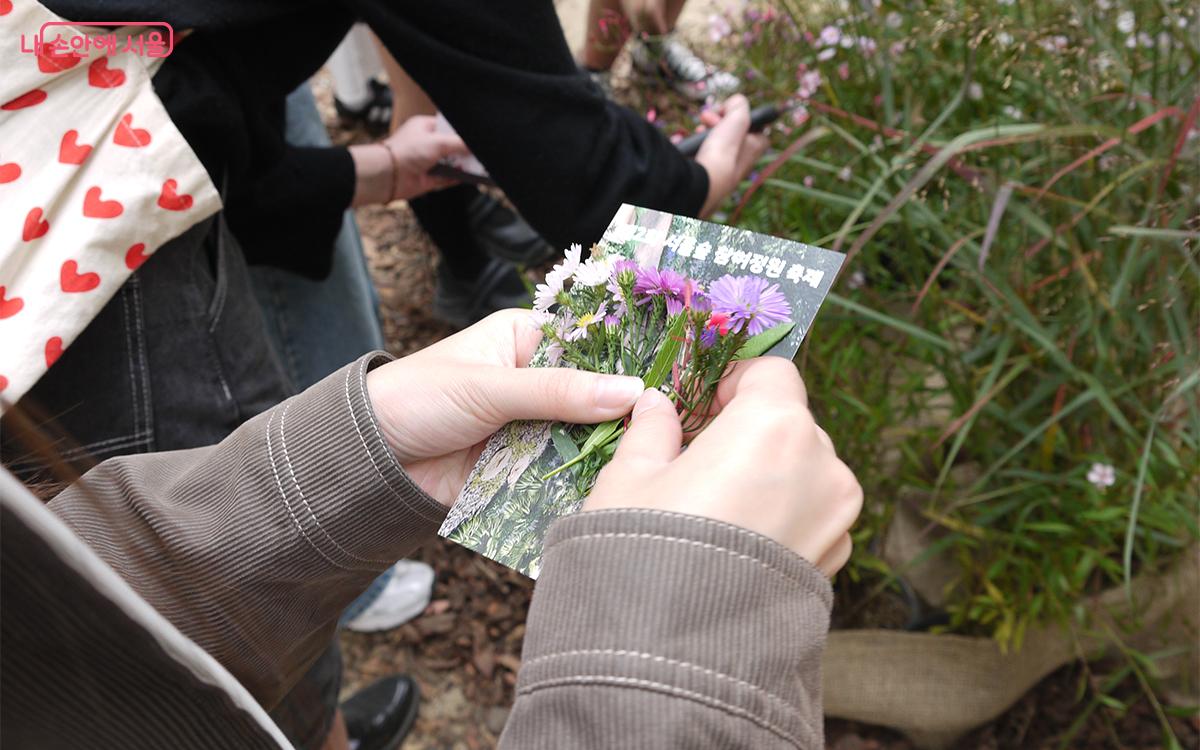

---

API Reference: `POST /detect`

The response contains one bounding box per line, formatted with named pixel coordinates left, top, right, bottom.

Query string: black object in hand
left=674, top=103, right=784, bottom=158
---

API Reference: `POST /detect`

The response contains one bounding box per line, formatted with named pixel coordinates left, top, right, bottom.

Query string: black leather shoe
left=341, top=675, right=419, bottom=750
left=467, top=193, right=558, bottom=267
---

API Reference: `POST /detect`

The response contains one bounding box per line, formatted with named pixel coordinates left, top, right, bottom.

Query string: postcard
left=439, top=204, right=845, bottom=577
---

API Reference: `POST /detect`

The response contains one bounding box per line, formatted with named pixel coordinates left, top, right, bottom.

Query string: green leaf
left=643, top=314, right=688, bottom=389
left=579, top=419, right=622, bottom=455
left=540, top=419, right=624, bottom=481
left=550, top=424, right=580, bottom=462
left=734, top=322, right=796, bottom=360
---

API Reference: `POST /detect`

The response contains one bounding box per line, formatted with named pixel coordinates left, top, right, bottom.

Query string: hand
left=349, top=114, right=470, bottom=206
left=584, top=357, right=863, bottom=576
left=366, top=310, right=645, bottom=506
left=694, top=95, right=769, bottom=217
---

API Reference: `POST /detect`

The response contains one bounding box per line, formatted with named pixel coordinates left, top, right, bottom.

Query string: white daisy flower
left=573, top=256, right=615, bottom=287
left=533, top=270, right=565, bottom=312
left=564, top=302, right=607, bottom=341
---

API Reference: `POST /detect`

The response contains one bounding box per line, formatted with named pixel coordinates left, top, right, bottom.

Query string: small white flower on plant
left=838, top=166, right=852, bottom=182
left=564, top=301, right=607, bottom=341
left=1003, top=105, right=1023, bottom=120
left=819, top=25, right=841, bottom=47
left=1086, top=462, right=1116, bottom=489
left=573, top=256, right=615, bottom=287
left=817, top=47, right=837, bottom=62
left=1117, top=10, right=1135, bottom=34
left=846, top=269, right=866, bottom=289
left=968, top=81, right=983, bottom=101
left=533, top=270, right=565, bottom=313
left=996, top=31, right=1013, bottom=47
left=885, top=11, right=903, bottom=29
left=559, top=243, right=582, bottom=277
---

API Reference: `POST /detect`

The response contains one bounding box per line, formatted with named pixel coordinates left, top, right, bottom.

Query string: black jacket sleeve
left=345, top=0, right=710, bottom=248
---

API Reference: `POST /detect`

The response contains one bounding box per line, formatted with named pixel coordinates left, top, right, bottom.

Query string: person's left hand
left=366, top=310, right=645, bottom=506
left=349, top=114, right=470, bottom=206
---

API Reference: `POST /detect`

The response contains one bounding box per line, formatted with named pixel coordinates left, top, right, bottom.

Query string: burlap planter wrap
left=821, top=546, right=1199, bottom=748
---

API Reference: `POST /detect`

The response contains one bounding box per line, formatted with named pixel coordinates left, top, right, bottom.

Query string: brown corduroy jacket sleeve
left=47, top=353, right=448, bottom=709
left=48, top=353, right=832, bottom=746
left=503, top=509, right=833, bottom=749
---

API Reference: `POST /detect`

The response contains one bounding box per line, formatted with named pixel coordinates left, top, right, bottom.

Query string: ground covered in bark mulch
left=313, top=73, right=1198, bottom=750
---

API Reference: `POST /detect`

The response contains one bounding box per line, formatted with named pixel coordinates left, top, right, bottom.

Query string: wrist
left=349, top=143, right=396, bottom=206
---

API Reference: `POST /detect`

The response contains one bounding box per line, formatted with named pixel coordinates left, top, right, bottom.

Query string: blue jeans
left=251, top=85, right=385, bottom=389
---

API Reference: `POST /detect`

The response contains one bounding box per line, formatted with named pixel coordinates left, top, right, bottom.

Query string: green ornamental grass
left=691, top=0, right=1198, bottom=651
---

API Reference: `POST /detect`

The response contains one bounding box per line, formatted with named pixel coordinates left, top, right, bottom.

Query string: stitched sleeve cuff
left=510, top=509, right=832, bottom=749
left=264, top=351, right=447, bottom=568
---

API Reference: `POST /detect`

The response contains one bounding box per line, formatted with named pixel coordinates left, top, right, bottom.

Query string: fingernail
left=595, top=375, right=645, bottom=409
left=632, top=388, right=661, bottom=418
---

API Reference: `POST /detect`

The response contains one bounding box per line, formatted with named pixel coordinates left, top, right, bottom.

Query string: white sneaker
left=631, top=34, right=741, bottom=101
left=343, top=561, right=435, bottom=633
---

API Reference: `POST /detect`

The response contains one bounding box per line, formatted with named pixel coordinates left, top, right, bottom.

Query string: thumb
left=431, top=133, right=470, bottom=159
left=706, top=95, right=751, bottom=150
left=474, top=366, right=644, bottom=425
left=610, top=389, right=683, bottom=466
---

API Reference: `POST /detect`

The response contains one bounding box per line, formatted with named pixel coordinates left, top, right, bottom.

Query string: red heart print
left=37, top=40, right=84, bottom=74
left=157, top=179, right=194, bottom=211
left=59, top=130, right=93, bottom=164
left=113, top=113, right=152, bottom=148
left=2, top=89, right=47, bottom=110
left=0, top=161, right=19, bottom=183
left=0, top=375, right=8, bottom=393
left=0, top=286, right=24, bottom=319
left=125, top=242, right=151, bottom=270
left=45, top=337, right=64, bottom=368
left=60, top=260, right=101, bottom=293
left=83, top=186, right=123, bottom=218
left=87, top=57, right=126, bottom=88
left=0, top=0, right=12, bottom=16
left=22, top=208, right=49, bottom=241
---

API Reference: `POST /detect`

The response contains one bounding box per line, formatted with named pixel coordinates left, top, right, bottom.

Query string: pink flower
left=708, top=14, right=732, bottom=42
left=837, top=63, right=850, bottom=80
left=819, top=25, right=841, bottom=47
left=798, top=70, right=822, bottom=99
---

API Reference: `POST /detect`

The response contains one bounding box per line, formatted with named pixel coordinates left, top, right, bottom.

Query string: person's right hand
left=583, top=357, right=862, bottom=576
left=694, top=94, right=769, bottom=218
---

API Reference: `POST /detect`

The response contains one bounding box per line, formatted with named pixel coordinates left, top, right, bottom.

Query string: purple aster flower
left=633, top=267, right=686, bottom=306
left=707, top=275, right=792, bottom=336
left=608, top=259, right=640, bottom=301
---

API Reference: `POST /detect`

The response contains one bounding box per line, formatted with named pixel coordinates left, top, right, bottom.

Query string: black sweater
left=46, top=1, right=709, bottom=278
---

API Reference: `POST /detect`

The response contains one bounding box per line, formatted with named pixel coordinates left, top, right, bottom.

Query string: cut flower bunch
left=532, top=243, right=794, bottom=485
